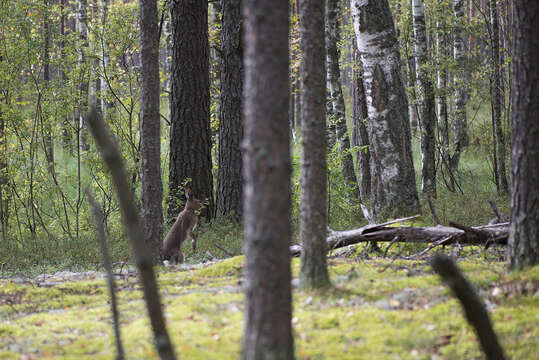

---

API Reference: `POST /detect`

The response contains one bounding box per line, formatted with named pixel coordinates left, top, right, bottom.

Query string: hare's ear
left=185, top=188, right=192, bottom=199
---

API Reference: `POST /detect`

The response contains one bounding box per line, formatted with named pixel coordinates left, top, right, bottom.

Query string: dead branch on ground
left=290, top=215, right=508, bottom=257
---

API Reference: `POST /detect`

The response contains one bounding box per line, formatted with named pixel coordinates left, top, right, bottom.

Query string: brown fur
left=163, top=189, right=202, bottom=264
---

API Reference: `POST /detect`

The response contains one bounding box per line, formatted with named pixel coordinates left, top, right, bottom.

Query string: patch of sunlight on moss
left=0, top=352, right=17, bottom=360
left=1, top=280, right=109, bottom=319
left=196, top=256, right=244, bottom=277
left=491, top=302, right=539, bottom=358
left=1, top=255, right=537, bottom=359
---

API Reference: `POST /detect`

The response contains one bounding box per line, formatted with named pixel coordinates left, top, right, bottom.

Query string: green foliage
left=326, top=143, right=364, bottom=230
left=0, top=1, right=142, bottom=273
left=0, top=0, right=512, bottom=275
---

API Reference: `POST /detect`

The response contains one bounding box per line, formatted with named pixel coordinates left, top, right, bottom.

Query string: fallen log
left=290, top=220, right=508, bottom=257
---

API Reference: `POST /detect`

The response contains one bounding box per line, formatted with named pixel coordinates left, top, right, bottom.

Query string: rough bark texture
left=412, top=0, right=437, bottom=197
left=241, top=0, right=294, bottom=358
left=298, top=0, right=331, bottom=291
left=169, top=0, right=214, bottom=222
left=140, top=0, right=163, bottom=261
left=489, top=0, right=508, bottom=195
left=351, top=44, right=371, bottom=201
left=290, top=222, right=509, bottom=257
left=351, top=0, right=420, bottom=219
left=326, top=0, right=360, bottom=199
left=508, top=0, right=539, bottom=270
left=216, top=0, right=243, bottom=221
left=450, top=0, right=468, bottom=174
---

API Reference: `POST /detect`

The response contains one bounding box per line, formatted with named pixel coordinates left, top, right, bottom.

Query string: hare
left=163, top=188, right=202, bottom=264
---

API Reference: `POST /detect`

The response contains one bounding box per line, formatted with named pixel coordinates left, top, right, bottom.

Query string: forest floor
left=0, top=246, right=537, bottom=360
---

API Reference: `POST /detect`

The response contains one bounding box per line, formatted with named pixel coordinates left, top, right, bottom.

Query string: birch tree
left=412, top=0, right=437, bottom=196
left=326, top=0, right=360, bottom=199
left=351, top=0, right=420, bottom=219
left=351, top=44, right=371, bottom=201
left=450, top=0, right=468, bottom=174
left=76, top=0, right=90, bottom=151
left=436, top=0, right=449, bottom=153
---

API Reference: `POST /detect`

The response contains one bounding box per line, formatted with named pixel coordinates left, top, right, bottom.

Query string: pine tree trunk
left=450, top=0, right=469, bottom=174
left=140, top=0, right=163, bottom=261
left=326, top=0, right=360, bottom=199
left=168, top=0, right=214, bottom=221
left=412, top=0, right=437, bottom=197
left=508, top=0, right=539, bottom=270
left=216, top=0, right=243, bottom=220
left=242, top=0, right=295, bottom=358
left=489, top=0, right=508, bottom=195
left=298, top=0, right=331, bottom=291
left=351, top=43, right=371, bottom=201
left=351, top=0, right=420, bottom=219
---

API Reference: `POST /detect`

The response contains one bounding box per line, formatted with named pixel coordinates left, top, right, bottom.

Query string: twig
left=406, top=235, right=453, bottom=259
left=426, top=195, right=441, bottom=225
left=431, top=255, right=505, bottom=360
left=85, top=107, right=177, bottom=360
left=86, top=190, right=125, bottom=360
left=488, top=200, right=508, bottom=224
left=213, top=243, right=233, bottom=257
left=382, top=236, right=399, bottom=258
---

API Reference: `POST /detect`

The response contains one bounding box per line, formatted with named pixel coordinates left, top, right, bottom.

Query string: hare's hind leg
left=190, top=232, right=198, bottom=251
left=177, top=250, right=184, bottom=264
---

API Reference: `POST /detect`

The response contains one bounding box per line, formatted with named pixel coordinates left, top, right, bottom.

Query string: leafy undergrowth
left=0, top=249, right=537, bottom=359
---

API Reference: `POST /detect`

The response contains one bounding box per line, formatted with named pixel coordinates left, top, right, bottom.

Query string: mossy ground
left=1, top=250, right=537, bottom=359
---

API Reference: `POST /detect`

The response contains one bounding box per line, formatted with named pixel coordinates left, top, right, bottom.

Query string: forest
left=0, top=0, right=537, bottom=359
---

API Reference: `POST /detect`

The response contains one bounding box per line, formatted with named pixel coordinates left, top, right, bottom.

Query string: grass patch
left=1, top=252, right=537, bottom=359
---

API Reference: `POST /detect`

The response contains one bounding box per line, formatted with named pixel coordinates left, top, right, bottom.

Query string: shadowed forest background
left=0, top=0, right=538, bottom=359
left=0, top=0, right=518, bottom=270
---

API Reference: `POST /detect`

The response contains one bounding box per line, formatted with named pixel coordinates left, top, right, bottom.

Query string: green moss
left=195, top=256, right=244, bottom=278
left=1, top=256, right=537, bottom=359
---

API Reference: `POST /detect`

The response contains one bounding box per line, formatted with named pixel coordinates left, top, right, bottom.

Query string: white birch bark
left=450, top=0, right=468, bottom=173
left=351, top=0, right=420, bottom=219
left=436, top=0, right=449, bottom=151
left=99, top=0, right=111, bottom=119
left=76, top=0, right=89, bottom=150
left=326, top=0, right=360, bottom=199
